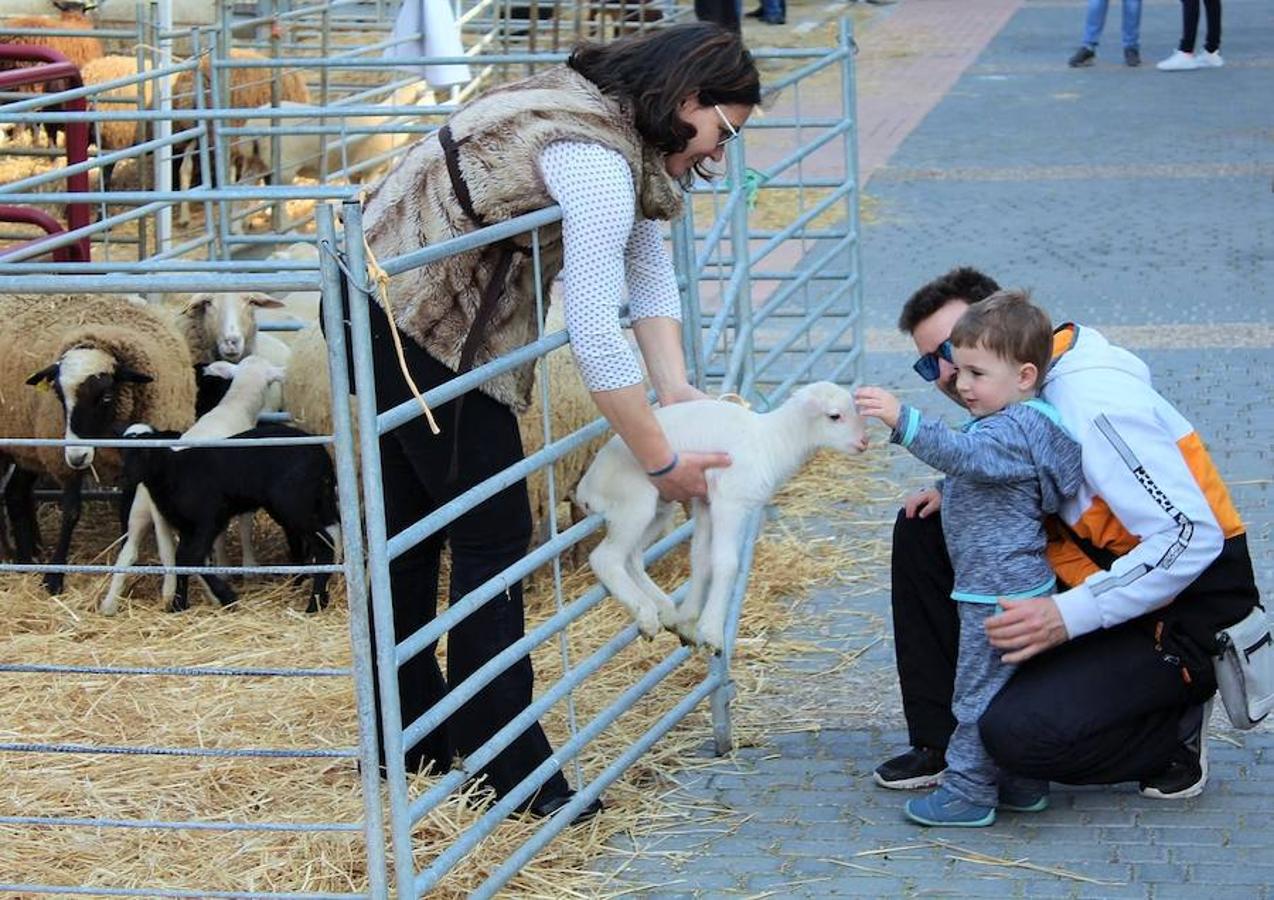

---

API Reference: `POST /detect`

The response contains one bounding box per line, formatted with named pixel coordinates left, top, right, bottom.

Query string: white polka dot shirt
left=539, top=141, right=683, bottom=392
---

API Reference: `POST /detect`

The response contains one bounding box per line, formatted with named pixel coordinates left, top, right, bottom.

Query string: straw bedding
left=0, top=445, right=892, bottom=897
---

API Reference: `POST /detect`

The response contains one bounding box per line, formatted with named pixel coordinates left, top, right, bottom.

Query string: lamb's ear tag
left=35, top=380, right=51, bottom=394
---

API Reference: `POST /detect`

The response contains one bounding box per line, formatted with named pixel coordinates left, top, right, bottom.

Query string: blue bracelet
left=646, top=452, right=679, bottom=478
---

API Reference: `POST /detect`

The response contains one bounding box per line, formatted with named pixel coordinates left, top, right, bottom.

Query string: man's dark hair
left=950, top=289, right=1053, bottom=387
left=568, top=23, right=761, bottom=179
left=897, top=266, right=1001, bottom=334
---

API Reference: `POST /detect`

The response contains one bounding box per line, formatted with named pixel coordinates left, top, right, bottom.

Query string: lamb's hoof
left=635, top=615, right=661, bottom=640
left=670, top=620, right=699, bottom=646
left=168, top=599, right=190, bottom=613
left=695, top=625, right=724, bottom=655
left=42, top=572, right=65, bottom=595
left=305, top=593, right=329, bottom=614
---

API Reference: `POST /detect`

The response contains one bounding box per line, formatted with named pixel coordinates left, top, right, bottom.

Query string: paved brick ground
left=597, top=0, right=1274, bottom=896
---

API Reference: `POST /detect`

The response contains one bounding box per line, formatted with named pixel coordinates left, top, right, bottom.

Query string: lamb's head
left=25, top=347, right=154, bottom=470
left=182, top=292, right=284, bottom=363
left=789, top=381, right=869, bottom=456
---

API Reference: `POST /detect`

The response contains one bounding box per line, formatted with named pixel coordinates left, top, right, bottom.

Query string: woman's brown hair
left=568, top=23, right=761, bottom=172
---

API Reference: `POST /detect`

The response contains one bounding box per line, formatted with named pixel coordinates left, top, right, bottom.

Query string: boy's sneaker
left=905, top=787, right=996, bottom=827
left=1157, top=50, right=1200, bottom=71
left=999, top=787, right=1050, bottom=813
left=1124, top=47, right=1141, bottom=67
left=1197, top=49, right=1224, bottom=68
left=873, top=746, right=946, bottom=790
left=1140, top=700, right=1211, bottom=799
left=1068, top=46, right=1096, bottom=68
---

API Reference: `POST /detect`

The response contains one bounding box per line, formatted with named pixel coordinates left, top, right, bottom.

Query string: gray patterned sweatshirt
left=891, top=399, right=1084, bottom=604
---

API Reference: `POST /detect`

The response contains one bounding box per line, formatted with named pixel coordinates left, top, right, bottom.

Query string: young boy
left=857, top=290, right=1084, bottom=827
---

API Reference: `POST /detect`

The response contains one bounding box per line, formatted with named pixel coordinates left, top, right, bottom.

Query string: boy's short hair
left=950, top=289, right=1053, bottom=387
left=897, top=266, right=1001, bottom=334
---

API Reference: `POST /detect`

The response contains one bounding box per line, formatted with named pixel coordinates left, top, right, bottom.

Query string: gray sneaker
left=1125, top=47, right=1141, bottom=67
left=1068, top=46, right=1096, bottom=68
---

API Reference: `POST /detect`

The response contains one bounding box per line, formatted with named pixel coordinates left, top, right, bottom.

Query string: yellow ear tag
left=35, top=380, right=51, bottom=393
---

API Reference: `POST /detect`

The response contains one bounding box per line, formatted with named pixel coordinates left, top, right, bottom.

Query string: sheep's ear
left=204, top=360, right=237, bottom=380
left=184, top=293, right=214, bottom=314
left=25, top=364, right=59, bottom=387
left=114, top=367, right=154, bottom=385
left=244, top=292, right=286, bottom=310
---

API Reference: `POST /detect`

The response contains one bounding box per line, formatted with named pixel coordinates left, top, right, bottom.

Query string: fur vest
left=360, top=65, right=685, bottom=413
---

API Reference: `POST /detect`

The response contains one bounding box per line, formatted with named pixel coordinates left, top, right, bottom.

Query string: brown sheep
left=0, top=11, right=103, bottom=146
left=170, top=48, right=311, bottom=227
left=81, top=54, right=161, bottom=191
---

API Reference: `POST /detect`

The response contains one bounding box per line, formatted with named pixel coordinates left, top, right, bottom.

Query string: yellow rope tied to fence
left=360, top=233, right=442, bottom=435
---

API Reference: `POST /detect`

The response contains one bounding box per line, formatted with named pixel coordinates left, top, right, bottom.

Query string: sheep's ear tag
left=26, top=365, right=58, bottom=391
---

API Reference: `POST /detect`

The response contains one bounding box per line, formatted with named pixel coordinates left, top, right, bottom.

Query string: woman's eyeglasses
left=714, top=105, right=740, bottom=147
left=913, top=340, right=954, bottom=381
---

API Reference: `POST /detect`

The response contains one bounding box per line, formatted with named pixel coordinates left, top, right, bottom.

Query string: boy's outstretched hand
left=855, top=386, right=902, bottom=430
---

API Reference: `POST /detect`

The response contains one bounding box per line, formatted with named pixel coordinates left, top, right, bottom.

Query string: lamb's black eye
left=828, top=412, right=842, bottom=421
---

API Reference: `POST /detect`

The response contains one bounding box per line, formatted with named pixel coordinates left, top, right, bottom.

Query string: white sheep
left=171, top=291, right=290, bottom=410
left=100, top=355, right=286, bottom=615
left=233, top=84, right=423, bottom=188
left=0, top=293, right=196, bottom=594
left=576, top=382, right=869, bottom=652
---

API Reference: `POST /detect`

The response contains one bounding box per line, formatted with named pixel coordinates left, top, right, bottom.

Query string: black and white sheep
left=0, top=293, right=196, bottom=593
left=102, top=355, right=285, bottom=615
left=120, top=423, right=341, bottom=613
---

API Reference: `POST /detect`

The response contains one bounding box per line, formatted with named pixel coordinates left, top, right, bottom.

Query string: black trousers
left=695, top=0, right=740, bottom=31
left=1179, top=0, right=1222, bottom=53
left=356, top=301, right=569, bottom=803
left=889, top=508, right=1223, bottom=785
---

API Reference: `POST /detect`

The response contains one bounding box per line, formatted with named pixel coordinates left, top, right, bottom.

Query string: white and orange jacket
left=1041, top=324, right=1253, bottom=646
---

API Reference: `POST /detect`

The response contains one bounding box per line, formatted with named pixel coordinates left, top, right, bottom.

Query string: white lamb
left=101, top=355, right=285, bottom=615
left=576, top=382, right=868, bottom=653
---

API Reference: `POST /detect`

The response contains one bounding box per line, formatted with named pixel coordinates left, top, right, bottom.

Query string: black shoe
left=873, top=746, right=946, bottom=790
left=522, top=789, right=604, bottom=825
left=1068, top=46, right=1096, bottom=68
left=1139, top=701, right=1210, bottom=799
left=1124, top=47, right=1141, bottom=67
left=759, top=14, right=785, bottom=24
left=745, top=5, right=764, bottom=16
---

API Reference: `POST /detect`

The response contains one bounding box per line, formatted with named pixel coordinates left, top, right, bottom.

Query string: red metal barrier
left=0, top=44, right=91, bottom=262
left=0, top=204, right=87, bottom=262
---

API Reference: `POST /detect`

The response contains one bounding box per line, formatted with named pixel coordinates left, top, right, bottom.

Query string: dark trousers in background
left=889, top=507, right=1205, bottom=785
left=356, top=302, right=569, bottom=804
left=1179, top=0, right=1222, bottom=53
left=695, top=0, right=740, bottom=31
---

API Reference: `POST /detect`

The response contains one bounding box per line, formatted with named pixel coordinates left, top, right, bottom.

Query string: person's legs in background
left=1069, top=0, right=1107, bottom=67
left=1120, top=0, right=1142, bottom=65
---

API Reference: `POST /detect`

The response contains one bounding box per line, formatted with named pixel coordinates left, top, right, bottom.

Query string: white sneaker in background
left=1157, top=50, right=1200, bottom=71
left=1197, top=49, right=1225, bottom=67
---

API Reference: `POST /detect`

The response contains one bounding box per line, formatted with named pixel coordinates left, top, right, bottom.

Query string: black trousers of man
left=889, top=509, right=1255, bottom=785
left=695, top=0, right=740, bottom=31
left=351, top=301, right=569, bottom=805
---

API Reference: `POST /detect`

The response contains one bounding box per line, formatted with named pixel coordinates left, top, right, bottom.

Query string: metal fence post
left=316, top=203, right=390, bottom=900
left=339, top=199, right=418, bottom=898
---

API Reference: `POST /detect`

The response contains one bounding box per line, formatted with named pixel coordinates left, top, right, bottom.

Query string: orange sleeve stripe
left=1177, top=432, right=1245, bottom=538
left=1047, top=531, right=1103, bottom=588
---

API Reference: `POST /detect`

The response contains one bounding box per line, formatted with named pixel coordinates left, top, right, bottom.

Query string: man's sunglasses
left=913, top=340, right=954, bottom=381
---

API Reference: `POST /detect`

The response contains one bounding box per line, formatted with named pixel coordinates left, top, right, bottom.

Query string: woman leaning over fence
left=352, top=23, right=761, bottom=820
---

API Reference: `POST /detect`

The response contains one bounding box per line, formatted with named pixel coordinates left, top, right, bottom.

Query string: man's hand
left=651, top=450, right=732, bottom=502
left=984, top=596, right=1069, bottom=664
left=904, top=487, right=942, bottom=518
left=855, top=386, right=902, bottom=430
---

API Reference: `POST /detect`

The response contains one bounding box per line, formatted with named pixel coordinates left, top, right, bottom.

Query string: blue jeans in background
left=1082, top=0, right=1142, bottom=50
left=760, top=0, right=784, bottom=20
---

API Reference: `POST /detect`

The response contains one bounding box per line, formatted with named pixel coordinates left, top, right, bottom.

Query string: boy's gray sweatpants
left=943, top=602, right=1049, bottom=808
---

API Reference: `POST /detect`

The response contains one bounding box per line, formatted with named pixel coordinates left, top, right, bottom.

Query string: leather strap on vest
left=439, top=124, right=524, bottom=483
